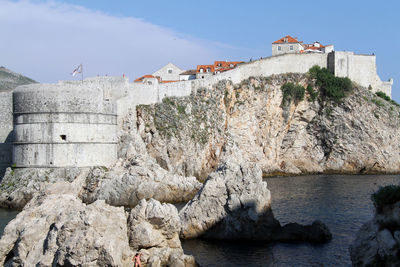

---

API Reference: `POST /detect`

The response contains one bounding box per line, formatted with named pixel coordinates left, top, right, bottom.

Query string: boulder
left=0, top=167, right=82, bottom=209
left=0, top=177, right=197, bottom=267
left=128, top=198, right=197, bottom=267
left=81, top=154, right=202, bottom=208
left=350, top=200, right=400, bottom=266
left=0, top=196, right=132, bottom=266
left=179, top=154, right=331, bottom=242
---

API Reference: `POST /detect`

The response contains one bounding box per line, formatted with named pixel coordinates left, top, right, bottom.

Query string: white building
left=152, top=63, right=183, bottom=82
left=272, top=36, right=304, bottom=56
left=272, top=35, right=334, bottom=56
left=179, top=70, right=196, bottom=81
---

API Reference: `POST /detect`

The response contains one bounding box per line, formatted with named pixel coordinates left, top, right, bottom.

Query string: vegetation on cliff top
left=371, top=185, right=400, bottom=212
left=281, top=82, right=305, bottom=106
left=375, top=91, right=400, bottom=107
left=309, top=65, right=352, bottom=102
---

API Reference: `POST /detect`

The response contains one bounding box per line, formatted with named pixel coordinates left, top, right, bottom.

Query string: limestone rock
left=179, top=153, right=331, bottom=242
left=81, top=155, right=202, bottom=208
left=350, top=201, right=400, bottom=266
left=128, top=198, right=196, bottom=267
left=0, top=178, right=197, bottom=267
left=0, top=167, right=82, bottom=209
left=136, top=75, right=400, bottom=177
left=0, top=189, right=132, bottom=266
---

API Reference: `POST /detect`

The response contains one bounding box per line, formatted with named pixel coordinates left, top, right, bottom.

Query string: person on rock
left=133, top=253, right=142, bottom=267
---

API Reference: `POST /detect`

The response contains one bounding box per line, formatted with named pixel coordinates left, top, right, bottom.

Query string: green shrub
left=371, top=98, right=384, bottom=107
left=308, top=65, right=352, bottom=102
left=376, top=91, right=391, bottom=101
left=306, top=84, right=318, bottom=102
left=162, top=97, right=174, bottom=106
left=372, top=185, right=400, bottom=212
left=281, top=82, right=305, bottom=105
left=177, top=105, right=186, bottom=114
left=376, top=91, right=400, bottom=107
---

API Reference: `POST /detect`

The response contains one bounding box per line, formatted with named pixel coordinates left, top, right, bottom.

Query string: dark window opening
left=60, top=135, right=67, bottom=141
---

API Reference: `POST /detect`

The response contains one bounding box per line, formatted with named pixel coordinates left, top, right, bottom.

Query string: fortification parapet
left=12, top=83, right=117, bottom=168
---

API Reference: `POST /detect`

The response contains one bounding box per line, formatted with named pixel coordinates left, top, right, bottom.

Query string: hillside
left=0, top=66, right=36, bottom=91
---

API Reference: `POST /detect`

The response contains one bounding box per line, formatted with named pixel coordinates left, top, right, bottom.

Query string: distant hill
left=0, top=66, right=37, bottom=92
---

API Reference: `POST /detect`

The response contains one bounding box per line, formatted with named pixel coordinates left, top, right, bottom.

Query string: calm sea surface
left=182, top=174, right=400, bottom=267
left=0, top=175, right=399, bottom=266
left=0, top=208, right=19, bottom=237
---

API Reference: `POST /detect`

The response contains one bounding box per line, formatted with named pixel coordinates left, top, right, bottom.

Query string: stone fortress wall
left=0, top=90, right=13, bottom=177
left=1, top=51, right=393, bottom=172
left=12, top=82, right=117, bottom=168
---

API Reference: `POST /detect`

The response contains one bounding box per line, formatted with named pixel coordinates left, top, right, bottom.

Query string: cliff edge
left=136, top=71, right=400, bottom=178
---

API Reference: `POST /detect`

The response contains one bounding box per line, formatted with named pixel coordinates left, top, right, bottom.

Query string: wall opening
left=60, top=135, right=67, bottom=141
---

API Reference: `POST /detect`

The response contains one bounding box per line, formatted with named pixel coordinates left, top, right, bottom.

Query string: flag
left=71, top=64, right=82, bottom=76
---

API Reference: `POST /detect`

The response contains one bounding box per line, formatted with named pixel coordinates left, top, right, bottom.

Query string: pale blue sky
left=1, top=0, right=399, bottom=100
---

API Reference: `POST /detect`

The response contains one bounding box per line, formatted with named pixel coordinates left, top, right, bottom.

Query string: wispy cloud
left=0, top=0, right=224, bottom=82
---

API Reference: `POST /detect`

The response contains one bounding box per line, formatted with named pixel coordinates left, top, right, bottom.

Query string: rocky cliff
left=136, top=73, right=400, bottom=178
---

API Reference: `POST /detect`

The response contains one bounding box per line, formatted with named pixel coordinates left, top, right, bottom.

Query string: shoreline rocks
left=0, top=176, right=197, bottom=267
left=350, top=188, right=400, bottom=266
left=179, top=152, right=332, bottom=243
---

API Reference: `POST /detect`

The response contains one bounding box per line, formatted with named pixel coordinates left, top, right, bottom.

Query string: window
left=229, top=64, right=234, bottom=67
left=60, top=135, right=66, bottom=141
left=290, top=45, right=293, bottom=50
left=278, top=46, right=281, bottom=51
left=168, top=69, right=173, bottom=74
left=200, top=68, right=204, bottom=73
left=206, top=68, right=211, bottom=73
left=218, top=63, right=222, bottom=67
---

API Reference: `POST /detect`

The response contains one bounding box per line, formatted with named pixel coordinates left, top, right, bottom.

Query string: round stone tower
left=12, top=82, right=117, bottom=168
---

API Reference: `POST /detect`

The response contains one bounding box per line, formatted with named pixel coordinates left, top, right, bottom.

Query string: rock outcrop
left=128, top=199, right=196, bottom=267
left=81, top=154, right=201, bottom=208
left=179, top=151, right=332, bottom=242
left=137, top=74, right=400, bottom=177
left=0, top=172, right=196, bottom=267
left=0, top=167, right=82, bottom=209
left=350, top=197, right=400, bottom=266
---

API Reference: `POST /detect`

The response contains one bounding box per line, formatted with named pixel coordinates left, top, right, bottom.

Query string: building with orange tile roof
left=272, top=36, right=334, bottom=56
left=196, top=61, right=244, bottom=79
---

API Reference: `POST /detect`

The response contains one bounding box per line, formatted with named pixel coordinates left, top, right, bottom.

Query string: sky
left=1, top=0, right=399, bottom=101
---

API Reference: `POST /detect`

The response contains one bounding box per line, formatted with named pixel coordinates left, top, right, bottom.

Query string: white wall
left=153, top=63, right=183, bottom=81
left=272, top=43, right=303, bottom=56
left=332, top=51, right=392, bottom=95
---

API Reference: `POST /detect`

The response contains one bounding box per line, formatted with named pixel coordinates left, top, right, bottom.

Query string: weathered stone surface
left=0, top=176, right=196, bottom=267
left=0, top=175, right=133, bottom=267
left=137, top=75, right=400, bottom=177
left=350, top=201, right=400, bottom=266
left=179, top=151, right=331, bottom=242
left=128, top=198, right=196, bottom=267
left=0, top=167, right=82, bottom=209
left=81, top=155, right=201, bottom=208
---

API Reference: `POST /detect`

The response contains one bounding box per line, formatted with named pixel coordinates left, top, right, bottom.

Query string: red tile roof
left=272, top=35, right=300, bottom=44
left=134, top=75, right=160, bottom=82
left=196, top=65, right=214, bottom=73
left=196, top=61, right=244, bottom=73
